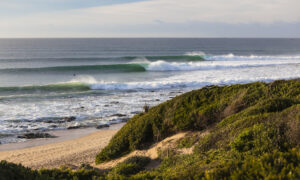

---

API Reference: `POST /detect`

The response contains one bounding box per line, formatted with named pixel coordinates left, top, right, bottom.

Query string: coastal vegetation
left=0, top=79, right=300, bottom=179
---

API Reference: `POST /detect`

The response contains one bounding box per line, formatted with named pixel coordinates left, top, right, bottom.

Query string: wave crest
left=145, top=60, right=300, bottom=72
left=206, top=53, right=300, bottom=61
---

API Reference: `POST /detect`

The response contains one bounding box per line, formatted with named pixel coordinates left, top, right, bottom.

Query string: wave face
left=0, top=82, right=90, bottom=95
left=0, top=55, right=205, bottom=70
left=1, top=54, right=300, bottom=74
left=0, top=64, right=147, bottom=74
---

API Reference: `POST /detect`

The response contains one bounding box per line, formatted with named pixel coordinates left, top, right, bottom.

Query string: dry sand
left=0, top=125, right=203, bottom=171
left=94, top=132, right=190, bottom=170
left=0, top=125, right=122, bottom=169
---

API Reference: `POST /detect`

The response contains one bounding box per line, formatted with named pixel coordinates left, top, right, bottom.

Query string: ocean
left=0, top=38, right=300, bottom=144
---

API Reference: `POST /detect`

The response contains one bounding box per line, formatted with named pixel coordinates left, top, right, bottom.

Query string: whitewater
left=0, top=38, right=299, bottom=144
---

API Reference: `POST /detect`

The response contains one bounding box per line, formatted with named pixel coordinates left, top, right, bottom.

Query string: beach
left=0, top=0, right=299, bottom=178
left=0, top=38, right=299, bottom=178
left=0, top=124, right=123, bottom=169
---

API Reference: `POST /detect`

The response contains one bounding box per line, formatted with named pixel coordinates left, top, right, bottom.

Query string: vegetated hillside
left=1, top=79, right=300, bottom=179
left=96, top=79, right=300, bottom=163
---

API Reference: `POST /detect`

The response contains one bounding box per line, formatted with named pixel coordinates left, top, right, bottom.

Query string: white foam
left=145, top=60, right=300, bottom=72
left=185, top=51, right=206, bottom=56
left=88, top=63, right=300, bottom=90
left=70, top=75, right=98, bottom=84
left=206, top=53, right=300, bottom=61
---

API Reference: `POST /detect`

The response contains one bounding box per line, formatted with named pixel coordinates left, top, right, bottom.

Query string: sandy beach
left=0, top=124, right=123, bottom=169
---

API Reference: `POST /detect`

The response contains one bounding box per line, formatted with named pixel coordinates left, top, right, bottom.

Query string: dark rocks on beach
left=43, top=116, right=76, bottom=123
left=120, top=118, right=130, bottom=122
left=96, top=124, right=110, bottom=129
left=62, top=116, right=76, bottom=122
left=67, top=125, right=83, bottom=130
left=109, top=117, right=130, bottom=125
left=110, top=113, right=127, bottom=117
left=131, top=111, right=142, bottom=115
left=44, top=120, right=55, bottom=123
left=19, top=125, right=28, bottom=128
left=49, top=125, right=58, bottom=128
left=170, top=91, right=182, bottom=94
left=110, top=101, right=119, bottom=104
left=17, top=132, right=55, bottom=139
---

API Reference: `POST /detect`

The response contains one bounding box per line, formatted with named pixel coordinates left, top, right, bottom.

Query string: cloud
left=0, top=0, right=299, bottom=37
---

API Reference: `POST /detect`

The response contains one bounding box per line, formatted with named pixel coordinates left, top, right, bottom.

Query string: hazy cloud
left=0, top=0, right=299, bottom=37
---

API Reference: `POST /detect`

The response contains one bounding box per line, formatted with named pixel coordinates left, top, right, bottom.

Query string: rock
left=108, top=117, right=130, bottom=124
left=131, top=111, right=142, bottom=114
left=120, top=118, right=130, bottom=122
left=110, top=113, right=127, bottom=117
left=45, top=120, right=55, bottom=123
left=96, top=124, right=110, bottom=129
left=109, top=121, right=118, bottom=125
left=19, top=125, right=28, bottom=128
left=110, top=101, right=119, bottom=104
left=42, top=116, right=76, bottom=123
left=17, top=132, right=55, bottom=139
left=62, top=116, right=76, bottom=122
left=67, top=125, right=83, bottom=129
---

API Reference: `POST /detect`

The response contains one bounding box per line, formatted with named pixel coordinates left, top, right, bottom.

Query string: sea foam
left=145, top=59, right=300, bottom=72
left=205, top=53, right=300, bottom=61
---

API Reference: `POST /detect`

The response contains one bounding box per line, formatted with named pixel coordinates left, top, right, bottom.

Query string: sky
left=0, top=0, right=299, bottom=38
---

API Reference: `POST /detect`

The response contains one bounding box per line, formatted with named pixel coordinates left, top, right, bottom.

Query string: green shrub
left=0, top=160, right=103, bottom=180
left=109, top=156, right=151, bottom=176
left=177, top=135, right=198, bottom=149
left=204, top=149, right=300, bottom=180
left=97, top=79, right=300, bottom=163
left=232, top=127, right=256, bottom=152
left=0, top=160, right=40, bottom=180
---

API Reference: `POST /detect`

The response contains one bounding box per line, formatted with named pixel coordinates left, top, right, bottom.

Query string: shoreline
left=0, top=123, right=124, bottom=169
left=0, top=123, right=124, bottom=152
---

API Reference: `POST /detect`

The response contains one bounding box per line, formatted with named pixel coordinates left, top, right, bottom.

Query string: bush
left=205, top=149, right=300, bottom=179
left=96, top=79, right=297, bottom=163
left=0, top=160, right=40, bottom=180
left=0, top=160, right=103, bottom=180
left=109, top=156, right=151, bottom=176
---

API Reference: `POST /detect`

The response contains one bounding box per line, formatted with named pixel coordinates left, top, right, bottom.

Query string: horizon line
left=0, top=37, right=299, bottom=39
